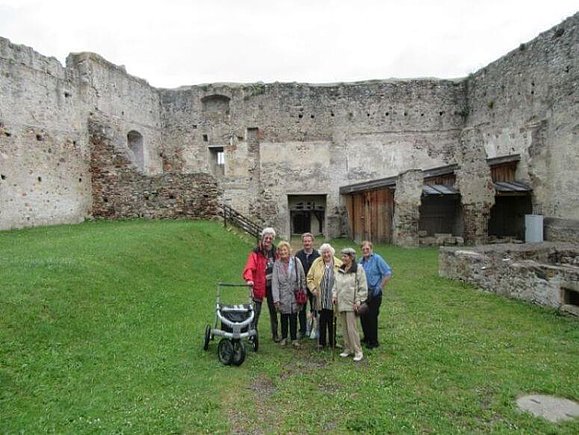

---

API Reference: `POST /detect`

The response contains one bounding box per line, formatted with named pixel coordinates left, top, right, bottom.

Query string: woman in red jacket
left=243, top=228, right=280, bottom=342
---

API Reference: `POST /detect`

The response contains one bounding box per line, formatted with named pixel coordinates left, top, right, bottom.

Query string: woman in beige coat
left=332, top=247, right=368, bottom=362
left=306, top=243, right=342, bottom=349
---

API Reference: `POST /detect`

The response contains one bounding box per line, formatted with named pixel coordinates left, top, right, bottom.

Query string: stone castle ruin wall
left=0, top=13, right=578, bottom=242
left=465, top=17, right=579, bottom=240
left=158, top=79, right=467, bottom=237
left=0, top=38, right=90, bottom=228
left=439, top=242, right=579, bottom=314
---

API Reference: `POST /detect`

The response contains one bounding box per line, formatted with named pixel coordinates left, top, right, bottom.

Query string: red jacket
left=242, top=246, right=276, bottom=301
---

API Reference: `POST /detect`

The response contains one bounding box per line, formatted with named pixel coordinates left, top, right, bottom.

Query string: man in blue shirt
left=359, top=240, right=392, bottom=349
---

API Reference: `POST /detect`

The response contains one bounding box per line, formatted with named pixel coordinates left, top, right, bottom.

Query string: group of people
left=243, top=229, right=392, bottom=362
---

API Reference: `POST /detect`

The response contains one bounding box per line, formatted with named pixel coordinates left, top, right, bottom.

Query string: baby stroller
left=203, top=282, right=258, bottom=366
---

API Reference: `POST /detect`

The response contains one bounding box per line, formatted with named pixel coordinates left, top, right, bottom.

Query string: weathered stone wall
left=159, top=80, right=466, bottom=238
left=89, top=116, right=219, bottom=219
left=0, top=37, right=91, bottom=230
left=67, top=52, right=164, bottom=176
left=1, top=12, right=577, bottom=242
left=544, top=217, right=579, bottom=243
left=439, top=243, right=579, bottom=311
left=392, top=169, right=423, bottom=247
left=455, top=128, right=496, bottom=245
left=465, top=13, right=579, bottom=238
left=0, top=38, right=169, bottom=230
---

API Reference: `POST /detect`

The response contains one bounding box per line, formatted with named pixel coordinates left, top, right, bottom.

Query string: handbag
left=295, top=288, right=308, bottom=305
left=354, top=270, right=369, bottom=317
left=294, top=258, right=308, bottom=305
left=355, top=301, right=369, bottom=316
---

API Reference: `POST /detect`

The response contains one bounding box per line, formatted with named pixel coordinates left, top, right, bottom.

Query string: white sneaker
left=353, top=352, right=363, bottom=362
left=339, top=352, right=351, bottom=358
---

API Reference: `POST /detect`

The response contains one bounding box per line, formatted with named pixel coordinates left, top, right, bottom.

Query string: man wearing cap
left=359, top=240, right=392, bottom=349
left=243, top=228, right=280, bottom=342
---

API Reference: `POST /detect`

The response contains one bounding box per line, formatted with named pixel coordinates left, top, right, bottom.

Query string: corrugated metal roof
left=340, top=154, right=530, bottom=196
left=487, top=154, right=521, bottom=166
left=422, top=184, right=459, bottom=196
left=339, top=176, right=397, bottom=194
left=494, top=180, right=532, bottom=194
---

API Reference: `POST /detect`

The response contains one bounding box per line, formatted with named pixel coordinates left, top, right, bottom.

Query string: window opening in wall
left=209, top=146, right=225, bottom=177
left=203, top=134, right=208, bottom=142
left=561, top=287, right=579, bottom=307
left=127, top=130, right=145, bottom=172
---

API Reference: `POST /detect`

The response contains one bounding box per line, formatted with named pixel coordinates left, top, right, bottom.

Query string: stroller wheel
left=203, top=325, right=211, bottom=351
left=217, top=339, right=234, bottom=365
left=231, top=339, right=246, bottom=366
left=251, top=331, right=259, bottom=352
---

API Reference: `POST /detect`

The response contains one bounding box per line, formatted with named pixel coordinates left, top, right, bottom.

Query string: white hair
left=318, top=243, right=335, bottom=256
left=260, top=227, right=276, bottom=239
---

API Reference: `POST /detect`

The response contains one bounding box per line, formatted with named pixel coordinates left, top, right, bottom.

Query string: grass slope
left=0, top=220, right=577, bottom=434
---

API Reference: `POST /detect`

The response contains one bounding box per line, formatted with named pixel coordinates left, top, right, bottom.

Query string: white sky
left=0, top=0, right=577, bottom=88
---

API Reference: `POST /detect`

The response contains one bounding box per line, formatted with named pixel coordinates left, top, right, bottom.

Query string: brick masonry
left=89, top=115, right=220, bottom=220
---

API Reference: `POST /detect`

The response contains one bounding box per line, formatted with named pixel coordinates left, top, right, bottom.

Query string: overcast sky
left=0, top=0, right=577, bottom=88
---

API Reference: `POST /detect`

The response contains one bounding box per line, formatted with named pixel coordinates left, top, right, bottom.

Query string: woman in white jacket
left=332, top=247, right=368, bottom=362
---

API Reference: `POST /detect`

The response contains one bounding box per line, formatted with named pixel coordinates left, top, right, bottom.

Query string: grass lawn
left=0, top=220, right=577, bottom=434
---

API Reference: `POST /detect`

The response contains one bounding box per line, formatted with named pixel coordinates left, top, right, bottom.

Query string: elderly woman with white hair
left=243, top=227, right=280, bottom=342
left=332, top=247, right=368, bottom=362
left=306, top=243, right=342, bottom=349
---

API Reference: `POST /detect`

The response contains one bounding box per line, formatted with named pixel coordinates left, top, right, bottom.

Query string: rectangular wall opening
left=561, top=287, right=579, bottom=307
left=208, top=146, right=224, bottom=177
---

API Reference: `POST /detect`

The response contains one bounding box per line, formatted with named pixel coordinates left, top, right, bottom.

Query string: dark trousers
left=252, top=299, right=262, bottom=332
left=318, top=308, right=335, bottom=347
left=361, top=293, right=382, bottom=347
left=280, top=312, right=298, bottom=341
left=266, top=285, right=279, bottom=340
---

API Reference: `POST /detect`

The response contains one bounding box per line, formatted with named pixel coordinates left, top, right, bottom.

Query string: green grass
left=1, top=220, right=577, bottom=434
